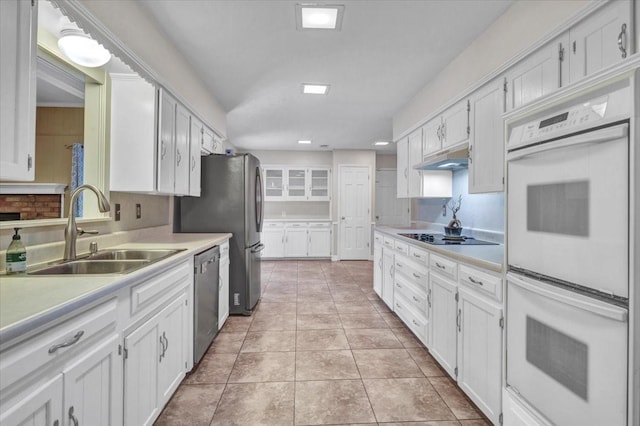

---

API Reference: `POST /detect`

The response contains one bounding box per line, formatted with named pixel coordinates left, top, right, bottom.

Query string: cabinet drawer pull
left=412, top=272, right=420, bottom=279
left=412, top=319, right=420, bottom=327
left=395, top=303, right=401, bottom=310
left=48, top=330, right=84, bottom=354
left=396, top=263, right=402, bottom=268
left=435, top=262, right=446, bottom=270
left=69, top=406, right=79, bottom=426
left=396, top=283, right=402, bottom=289
left=413, top=253, right=421, bottom=258
left=618, top=23, right=627, bottom=58
left=412, top=296, right=419, bottom=302
left=468, top=276, right=484, bottom=286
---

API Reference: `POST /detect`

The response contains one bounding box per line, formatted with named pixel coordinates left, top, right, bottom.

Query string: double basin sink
left=29, top=249, right=185, bottom=275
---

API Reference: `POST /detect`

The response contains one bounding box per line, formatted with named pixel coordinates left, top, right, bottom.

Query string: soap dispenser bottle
left=6, top=228, right=26, bottom=274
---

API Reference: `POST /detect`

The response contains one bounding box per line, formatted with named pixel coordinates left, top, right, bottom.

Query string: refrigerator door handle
left=251, top=243, right=265, bottom=253
left=255, top=166, right=264, bottom=233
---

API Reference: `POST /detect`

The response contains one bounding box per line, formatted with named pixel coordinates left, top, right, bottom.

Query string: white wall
left=251, top=150, right=332, bottom=167
left=79, top=0, right=227, bottom=136
left=393, top=0, right=591, bottom=138
left=376, top=154, right=397, bottom=169
left=412, top=169, right=504, bottom=233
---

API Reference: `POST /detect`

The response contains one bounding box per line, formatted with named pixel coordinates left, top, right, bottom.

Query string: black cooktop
left=398, top=233, right=498, bottom=246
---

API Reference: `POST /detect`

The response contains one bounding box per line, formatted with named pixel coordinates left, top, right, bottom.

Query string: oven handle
left=507, top=272, right=627, bottom=322
left=506, top=124, right=628, bottom=162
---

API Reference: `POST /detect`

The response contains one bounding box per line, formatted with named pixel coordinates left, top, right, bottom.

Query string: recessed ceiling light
left=302, top=84, right=330, bottom=95
left=296, top=4, right=345, bottom=30
left=298, top=140, right=312, bottom=144
left=373, top=141, right=390, bottom=146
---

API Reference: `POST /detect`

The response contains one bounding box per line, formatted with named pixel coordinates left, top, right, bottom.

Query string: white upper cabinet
left=0, top=0, right=36, bottom=181
left=569, top=0, right=633, bottom=84
left=441, top=99, right=470, bottom=149
left=263, top=166, right=331, bottom=201
left=506, top=34, right=568, bottom=111
left=157, top=89, right=177, bottom=195
left=422, top=118, right=442, bottom=156
left=189, top=116, right=203, bottom=197
left=173, top=103, right=191, bottom=196
left=468, top=77, right=506, bottom=194
left=407, top=129, right=423, bottom=198
left=396, top=138, right=409, bottom=198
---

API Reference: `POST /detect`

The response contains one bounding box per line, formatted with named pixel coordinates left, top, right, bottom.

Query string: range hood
left=413, top=145, right=469, bottom=170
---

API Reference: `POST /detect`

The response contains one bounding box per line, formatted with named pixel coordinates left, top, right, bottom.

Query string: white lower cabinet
left=308, top=225, right=331, bottom=257
left=263, top=225, right=286, bottom=258
left=373, top=244, right=383, bottom=297
left=124, top=291, right=188, bottom=426
left=382, top=249, right=395, bottom=309
left=218, top=242, right=230, bottom=330
left=0, top=375, right=63, bottom=426
left=457, top=288, right=503, bottom=425
left=284, top=227, right=308, bottom=257
left=429, top=272, right=459, bottom=378
left=263, top=222, right=332, bottom=258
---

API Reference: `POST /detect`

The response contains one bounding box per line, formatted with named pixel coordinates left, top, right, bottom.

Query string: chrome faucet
left=63, top=184, right=110, bottom=261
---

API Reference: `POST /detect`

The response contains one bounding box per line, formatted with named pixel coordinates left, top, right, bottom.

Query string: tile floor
left=155, top=260, right=489, bottom=426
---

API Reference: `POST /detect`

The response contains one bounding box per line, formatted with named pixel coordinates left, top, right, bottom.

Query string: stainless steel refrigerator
left=174, top=154, right=264, bottom=315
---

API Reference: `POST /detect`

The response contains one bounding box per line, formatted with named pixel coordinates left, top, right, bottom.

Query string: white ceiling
left=139, top=1, right=513, bottom=152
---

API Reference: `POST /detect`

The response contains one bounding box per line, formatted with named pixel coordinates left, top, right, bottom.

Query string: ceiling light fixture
left=57, top=28, right=111, bottom=68
left=298, top=140, right=312, bottom=144
left=373, top=141, right=390, bottom=146
left=296, top=4, right=345, bottom=30
left=302, top=83, right=330, bottom=95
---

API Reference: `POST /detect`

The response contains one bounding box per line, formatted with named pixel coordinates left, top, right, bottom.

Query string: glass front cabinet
left=263, top=166, right=331, bottom=201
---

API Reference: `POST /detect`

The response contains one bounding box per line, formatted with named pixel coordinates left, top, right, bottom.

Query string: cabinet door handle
left=427, top=289, right=432, bottom=308
left=191, top=156, right=196, bottom=171
left=48, top=330, right=84, bottom=354
left=68, top=406, right=79, bottom=426
left=161, top=140, right=167, bottom=159
left=404, top=167, right=408, bottom=178
left=159, top=335, right=165, bottom=362
left=176, top=149, right=182, bottom=166
left=468, top=276, right=484, bottom=286
left=163, top=332, right=169, bottom=355
left=457, top=308, right=462, bottom=332
left=441, top=123, right=446, bottom=142
left=618, top=23, right=627, bottom=58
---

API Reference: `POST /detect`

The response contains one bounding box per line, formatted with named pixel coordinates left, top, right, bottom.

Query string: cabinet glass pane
left=310, top=170, right=329, bottom=197
left=288, top=169, right=306, bottom=197
left=265, top=170, right=283, bottom=197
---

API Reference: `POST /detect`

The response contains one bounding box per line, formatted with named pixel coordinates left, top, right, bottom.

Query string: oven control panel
left=508, top=95, right=609, bottom=149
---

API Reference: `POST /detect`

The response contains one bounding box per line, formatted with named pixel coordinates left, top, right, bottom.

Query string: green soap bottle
left=6, top=228, right=26, bottom=274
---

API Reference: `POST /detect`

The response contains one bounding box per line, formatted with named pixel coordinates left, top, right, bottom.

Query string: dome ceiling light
left=57, top=27, right=112, bottom=68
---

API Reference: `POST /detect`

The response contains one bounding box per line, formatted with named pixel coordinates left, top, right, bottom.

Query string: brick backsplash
left=0, top=194, right=62, bottom=220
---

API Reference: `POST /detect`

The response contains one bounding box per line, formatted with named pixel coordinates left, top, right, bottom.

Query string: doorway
left=339, top=165, right=371, bottom=260
left=375, top=169, right=410, bottom=226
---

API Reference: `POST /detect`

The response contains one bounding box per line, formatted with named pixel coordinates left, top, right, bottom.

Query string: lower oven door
left=506, top=273, right=628, bottom=425
left=507, top=123, right=629, bottom=298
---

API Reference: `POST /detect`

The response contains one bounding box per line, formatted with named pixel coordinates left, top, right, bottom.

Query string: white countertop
left=375, top=226, right=504, bottom=273
left=0, top=233, right=231, bottom=343
left=264, top=218, right=332, bottom=222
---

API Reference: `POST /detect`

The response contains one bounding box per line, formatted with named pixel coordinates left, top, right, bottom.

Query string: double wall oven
left=505, top=74, right=634, bottom=425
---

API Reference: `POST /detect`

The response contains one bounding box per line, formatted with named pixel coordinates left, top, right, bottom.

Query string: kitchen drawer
left=0, top=298, right=117, bottom=391
left=264, top=222, right=284, bottom=229
left=408, top=246, right=429, bottom=266
left=220, top=240, right=230, bottom=261
left=394, top=294, right=428, bottom=344
left=308, top=222, right=330, bottom=228
left=459, top=264, right=503, bottom=302
left=383, top=236, right=395, bottom=249
left=130, top=259, right=192, bottom=317
left=286, top=222, right=307, bottom=228
left=394, top=257, right=428, bottom=291
left=394, top=240, right=409, bottom=255
left=394, top=273, right=428, bottom=314
left=374, top=232, right=384, bottom=245
left=430, top=254, right=457, bottom=281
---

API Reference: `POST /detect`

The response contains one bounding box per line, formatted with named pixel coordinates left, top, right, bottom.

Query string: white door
left=174, top=104, right=191, bottom=196
left=284, top=227, right=308, bottom=257
left=0, top=0, right=36, bottom=181
left=441, top=99, right=469, bottom=148
left=395, top=138, right=408, bottom=198
left=339, top=166, right=371, bottom=260
left=382, top=249, right=394, bottom=308
left=63, top=334, right=123, bottom=426
left=0, top=375, right=63, bottom=426
left=157, top=294, right=188, bottom=407
left=157, top=89, right=176, bottom=194
left=373, top=245, right=383, bottom=297
left=218, top=257, right=230, bottom=329
left=569, top=0, right=632, bottom=83
left=262, top=227, right=285, bottom=258
left=375, top=170, right=410, bottom=226
left=308, top=227, right=331, bottom=257
left=188, top=116, right=202, bottom=196
left=469, top=77, right=505, bottom=193
left=429, top=273, right=458, bottom=379
left=457, top=289, right=503, bottom=424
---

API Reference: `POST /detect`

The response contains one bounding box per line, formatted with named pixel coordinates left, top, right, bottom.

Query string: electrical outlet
left=442, top=204, right=447, bottom=217
left=136, top=203, right=141, bottom=219
left=114, top=203, right=121, bottom=221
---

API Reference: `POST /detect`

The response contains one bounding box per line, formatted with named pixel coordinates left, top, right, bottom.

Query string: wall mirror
left=0, top=0, right=136, bottom=227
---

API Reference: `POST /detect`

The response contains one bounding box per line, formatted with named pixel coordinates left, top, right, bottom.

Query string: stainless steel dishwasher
left=193, top=245, right=220, bottom=364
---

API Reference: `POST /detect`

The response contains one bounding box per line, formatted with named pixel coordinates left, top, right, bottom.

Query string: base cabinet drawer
left=459, top=265, right=502, bottom=302
left=394, top=294, right=428, bottom=345
left=430, top=254, right=458, bottom=281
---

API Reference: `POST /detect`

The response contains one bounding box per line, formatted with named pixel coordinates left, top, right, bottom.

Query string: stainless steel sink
left=28, top=248, right=185, bottom=275
left=29, top=260, right=150, bottom=275
left=87, top=249, right=184, bottom=261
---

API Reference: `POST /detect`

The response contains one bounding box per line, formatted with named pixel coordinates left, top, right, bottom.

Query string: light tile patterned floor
left=155, top=260, right=490, bottom=426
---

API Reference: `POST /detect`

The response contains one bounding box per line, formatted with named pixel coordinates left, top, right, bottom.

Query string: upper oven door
left=507, top=123, right=629, bottom=298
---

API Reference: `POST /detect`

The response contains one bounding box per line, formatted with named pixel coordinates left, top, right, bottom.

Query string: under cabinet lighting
left=296, top=4, right=345, bottom=30
left=298, top=140, right=312, bottom=144
left=302, top=84, right=330, bottom=95
left=438, top=162, right=460, bottom=168
left=58, top=28, right=111, bottom=68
